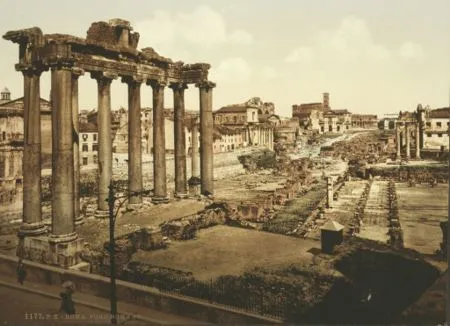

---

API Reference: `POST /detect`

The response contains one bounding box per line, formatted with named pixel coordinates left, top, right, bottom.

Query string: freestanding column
left=72, top=68, right=84, bottom=225
left=49, top=64, right=77, bottom=242
left=149, top=80, right=169, bottom=204
left=92, top=72, right=116, bottom=216
left=415, top=123, right=421, bottom=159
left=396, top=126, right=401, bottom=159
left=19, top=68, right=47, bottom=237
left=405, top=123, right=410, bottom=159
left=327, top=176, right=334, bottom=208
left=170, top=83, right=188, bottom=198
left=191, top=123, right=200, bottom=178
left=123, top=76, right=143, bottom=208
left=196, top=81, right=216, bottom=195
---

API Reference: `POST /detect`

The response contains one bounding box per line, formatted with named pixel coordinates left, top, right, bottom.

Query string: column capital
left=48, top=59, right=75, bottom=71
left=169, top=82, right=188, bottom=91
left=91, top=71, right=118, bottom=82
left=122, top=75, right=144, bottom=85
left=19, top=66, right=45, bottom=77
left=195, top=80, right=216, bottom=89
left=147, top=79, right=167, bottom=89
left=72, top=68, right=85, bottom=79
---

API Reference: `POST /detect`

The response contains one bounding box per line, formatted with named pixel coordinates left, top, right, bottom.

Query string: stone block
left=18, top=235, right=85, bottom=269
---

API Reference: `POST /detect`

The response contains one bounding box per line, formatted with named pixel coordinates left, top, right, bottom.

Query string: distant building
left=418, top=106, right=450, bottom=152
left=351, top=114, right=378, bottom=129
left=0, top=88, right=51, bottom=201
left=79, top=122, right=98, bottom=166
left=292, top=92, right=351, bottom=134
left=214, top=97, right=274, bottom=150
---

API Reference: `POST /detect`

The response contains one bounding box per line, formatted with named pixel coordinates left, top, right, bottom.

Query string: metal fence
left=147, top=274, right=288, bottom=319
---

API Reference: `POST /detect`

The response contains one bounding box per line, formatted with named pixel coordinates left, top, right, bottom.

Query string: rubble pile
left=347, top=180, right=373, bottom=236
left=386, top=180, right=404, bottom=249
left=160, top=204, right=228, bottom=240
left=331, top=132, right=392, bottom=166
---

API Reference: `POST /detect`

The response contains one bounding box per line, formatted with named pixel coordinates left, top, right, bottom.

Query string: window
left=93, top=155, right=98, bottom=163
left=438, top=134, right=442, bottom=138
left=82, top=157, right=88, bottom=165
left=2, top=131, right=5, bottom=141
left=427, top=133, right=432, bottom=137
left=82, top=144, right=88, bottom=152
left=93, top=134, right=97, bottom=141
left=426, top=122, right=431, bottom=127
left=437, top=122, right=442, bottom=128
left=92, top=144, right=98, bottom=152
left=329, top=126, right=332, bottom=132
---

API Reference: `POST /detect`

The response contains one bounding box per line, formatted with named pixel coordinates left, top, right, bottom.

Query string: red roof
left=215, top=105, right=248, bottom=113
left=429, top=107, right=450, bottom=119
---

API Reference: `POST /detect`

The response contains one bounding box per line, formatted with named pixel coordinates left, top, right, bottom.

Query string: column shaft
left=198, top=81, right=215, bottom=195
left=191, top=124, right=200, bottom=177
left=126, top=79, right=143, bottom=205
left=405, top=124, right=410, bottom=158
left=96, top=75, right=114, bottom=212
left=172, top=83, right=188, bottom=197
left=151, top=81, right=168, bottom=202
left=72, top=69, right=83, bottom=224
left=416, top=123, right=421, bottom=159
left=20, top=69, right=46, bottom=236
left=51, top=67, right=76, bottom=239
left=396, top=127, right=401, bottom=158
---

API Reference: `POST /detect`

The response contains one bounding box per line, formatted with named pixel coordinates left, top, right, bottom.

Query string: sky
left=0, top=0, right=449, bottom=117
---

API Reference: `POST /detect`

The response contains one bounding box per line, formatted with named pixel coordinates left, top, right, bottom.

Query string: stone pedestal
left=18, top=235, right=85, bottom=268
left=188, top=177, right=201, bottom=197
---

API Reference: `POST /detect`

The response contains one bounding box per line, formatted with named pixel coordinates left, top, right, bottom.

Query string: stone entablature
left=4, top=21, right=210, bottom=85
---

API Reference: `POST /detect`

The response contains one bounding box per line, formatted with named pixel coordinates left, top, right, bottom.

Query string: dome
left=1, top=87, right=10, bottom=93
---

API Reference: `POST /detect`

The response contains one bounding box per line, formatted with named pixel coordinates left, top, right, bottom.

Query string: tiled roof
left=79, top=122, right=98, bottom=133
left=429, top=107, right=450, bottom=119
left=215, top=105, right=248, bottom=113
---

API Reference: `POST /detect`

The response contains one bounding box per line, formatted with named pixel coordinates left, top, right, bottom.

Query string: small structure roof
left=320, top=220, right=344, bottom=231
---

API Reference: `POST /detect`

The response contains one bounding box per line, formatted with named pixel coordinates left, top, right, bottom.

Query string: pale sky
left=1, top=0, right=449, bottom=117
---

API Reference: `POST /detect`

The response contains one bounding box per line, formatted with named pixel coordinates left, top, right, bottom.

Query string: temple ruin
left=3, top=19, right=216, bottom=268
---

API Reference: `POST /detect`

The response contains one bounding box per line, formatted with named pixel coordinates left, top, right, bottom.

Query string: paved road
left=0, top=285, right=147, bottom=325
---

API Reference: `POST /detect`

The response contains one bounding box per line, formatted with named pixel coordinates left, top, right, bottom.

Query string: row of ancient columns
left=396, top=122, right=421, bottom=159
left=19, top=63, right=215, bottom=243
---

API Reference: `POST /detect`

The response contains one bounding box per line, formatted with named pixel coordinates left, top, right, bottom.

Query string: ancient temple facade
left=3, top=19, right=216, bottom=269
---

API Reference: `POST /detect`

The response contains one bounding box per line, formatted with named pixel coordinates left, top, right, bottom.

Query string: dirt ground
left=396, top=183, right=448, bottom=255
left=132, top=225, right=319, bottom=281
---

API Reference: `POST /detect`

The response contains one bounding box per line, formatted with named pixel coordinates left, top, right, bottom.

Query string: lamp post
left=107, top=182, right=151, bottom=325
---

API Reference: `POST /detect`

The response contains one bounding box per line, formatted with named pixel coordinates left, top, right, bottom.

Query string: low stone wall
left=0, top=253, right=281, bottom=324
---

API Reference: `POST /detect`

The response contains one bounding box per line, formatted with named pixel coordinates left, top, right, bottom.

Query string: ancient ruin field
left=132, top=225, right=318, bottom=280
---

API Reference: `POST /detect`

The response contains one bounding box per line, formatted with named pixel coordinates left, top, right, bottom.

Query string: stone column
left=415, top=123, right=421, bottom=159
left=50, top=64, right=77, bottom=242
left=191, top=124, right=200, bottom=178
left=123, top=76, right=143, bottom=208
left=72, top=68, right=84, bottom=225
left=149, top=80, right=169, bottom=204
left=92, top=72, right=117, bottom=216
left=396, top=126, right=401, bottom=159
left=196, top=81, right=216, bottom=195
left=170, top=83, right=188, bottom=198
left=19, top=68, right=47, bottom=237
left=405, top=123, right=410, bottom=159
left=188, top=122, right=201, bottom=196
left=327, top=176, right=334, bottom=208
